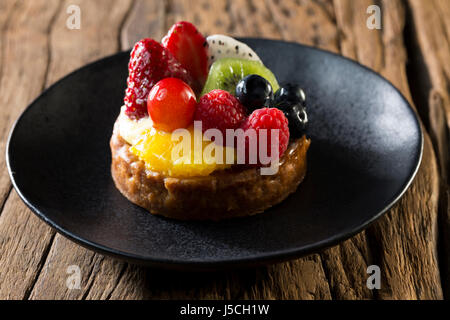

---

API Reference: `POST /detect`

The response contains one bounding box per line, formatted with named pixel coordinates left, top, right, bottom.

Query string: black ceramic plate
left=7, top=39, right=422, bottom=270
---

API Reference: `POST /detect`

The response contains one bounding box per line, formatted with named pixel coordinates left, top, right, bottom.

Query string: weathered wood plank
left=0, top=0, right=52, bottom=207
left=0, top=0, right=61, bottom=299
left=320, top=234, right=374, bottom=299
left=8, top=0, right=134, bottom=300
left=407, top=0, right=450, bottom=298
left=120, top=0, right=166, bottom=51
left=141, top=254, right=331, bottom=300
left=408, top=0, right=450, bottom=137
left=0, top=191, right=55, bottom=299
left=332, top=0, right=442, bottom=299
left=0, top=0, right=18, bottom=211
left=0, top=0, right=444, bottom=300
left=376, top=0, right=442, bottom=299
left=266, top=0, right=339, bottom=53
left=29, top=234, right=126, bottom=300
left=165, top=0, right=231, bottom=36
left=44, top=0, right=134, bottom=84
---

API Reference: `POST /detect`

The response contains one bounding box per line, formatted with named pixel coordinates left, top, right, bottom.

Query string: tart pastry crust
left=110, top=119, right=310, bottom=221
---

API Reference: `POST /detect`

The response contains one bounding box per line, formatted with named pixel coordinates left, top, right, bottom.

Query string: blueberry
left=273, top=83, right=306, bottom=109
left=287, top=105, right=308, bottom=138
left=273, top=84, right=308, bottom=139
left=235, top=75, right=273, bottom=112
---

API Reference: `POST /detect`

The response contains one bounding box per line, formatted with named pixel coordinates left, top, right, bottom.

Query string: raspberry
left=241, top=108, right=290, bottom=164
left=194, top=90, right=246, bottom=137
left=124, top=38, right=193, bottom=119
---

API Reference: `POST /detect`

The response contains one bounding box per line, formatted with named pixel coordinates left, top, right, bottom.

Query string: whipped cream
left=118, top=106, right=153, bottom=145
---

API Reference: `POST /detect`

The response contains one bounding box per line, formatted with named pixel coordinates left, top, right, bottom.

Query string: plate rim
left=5, top=38, right=424, bottom=270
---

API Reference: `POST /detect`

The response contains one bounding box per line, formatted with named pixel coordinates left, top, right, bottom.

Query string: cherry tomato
left=147, top=78, right=196, bottom=132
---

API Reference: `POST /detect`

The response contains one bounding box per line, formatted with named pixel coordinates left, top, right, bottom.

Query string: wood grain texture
left=407, top=0, right=450, bottom=297
left=266, top=0, right=339, bottom=53
left=333, top=0, right=443, bottom=300
left=120, top=0, right=165, bottom=51
left=0, top=0, right=17, bottom=208
left=0, top=0, right=61, bottom=299
left=24, top=0, right=134, bottom=300
left=0, top=0, right=134, bottom=300
left=0, top=0, right=446, bottom=300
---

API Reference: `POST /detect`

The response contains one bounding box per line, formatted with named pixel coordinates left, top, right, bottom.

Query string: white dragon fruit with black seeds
left=206, top=34, right=262, bottom=68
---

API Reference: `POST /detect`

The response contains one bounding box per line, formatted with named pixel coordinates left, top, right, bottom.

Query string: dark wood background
left=0, top=0, right=448, bottom=300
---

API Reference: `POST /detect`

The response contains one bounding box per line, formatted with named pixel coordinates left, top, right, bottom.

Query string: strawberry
left=124, top=38, right=193, bottom=119
left=162, top=21, right=208, bottom=94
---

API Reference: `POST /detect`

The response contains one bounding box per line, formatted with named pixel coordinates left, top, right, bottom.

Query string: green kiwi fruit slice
left=201, top=58, right=280, bottom=97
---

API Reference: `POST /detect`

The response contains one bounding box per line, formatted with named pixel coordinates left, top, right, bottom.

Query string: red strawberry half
left=162, top=21, right=208, bottom=94
left=124, top=38, right=193, bottom=119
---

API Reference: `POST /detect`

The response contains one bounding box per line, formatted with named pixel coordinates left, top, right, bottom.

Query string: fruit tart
left=110, top=21, right=310, bottom=221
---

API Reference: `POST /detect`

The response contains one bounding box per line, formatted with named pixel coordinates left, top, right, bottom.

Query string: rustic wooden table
left=0, top=0, right=448, bottom=300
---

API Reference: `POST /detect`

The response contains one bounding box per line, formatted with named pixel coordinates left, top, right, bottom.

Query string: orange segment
left=130, top=126, right=234, bottom=177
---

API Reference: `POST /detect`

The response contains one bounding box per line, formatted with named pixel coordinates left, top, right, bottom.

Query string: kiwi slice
left=201, top=58, right=280, bottom=96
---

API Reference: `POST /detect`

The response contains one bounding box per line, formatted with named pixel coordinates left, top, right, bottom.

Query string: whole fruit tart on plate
left=110, top=21, right=310, bottom=221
